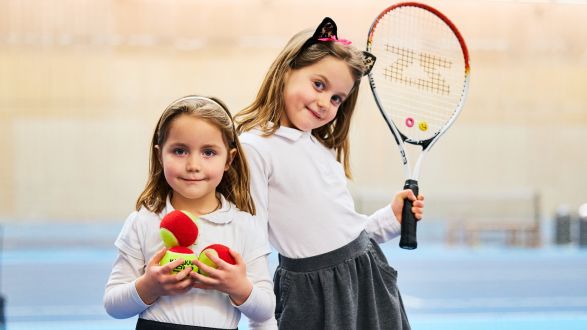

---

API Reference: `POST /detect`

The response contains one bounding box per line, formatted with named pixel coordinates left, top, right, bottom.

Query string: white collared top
left=240, top=126, right=400, bottom=259
left=103, top=194, right=277, bottom=329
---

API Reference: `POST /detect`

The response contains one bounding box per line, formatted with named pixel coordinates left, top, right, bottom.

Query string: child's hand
left=392, top=189, right=425, bottom=223
left=135, top=247, right=194, bottom=305
left=190, top=249, right=253, bottom=306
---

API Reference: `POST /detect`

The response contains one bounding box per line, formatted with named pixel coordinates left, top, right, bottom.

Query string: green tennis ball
left=198, top=244, right=236, bottom=276
left=159, top=246, right=198, bottom=274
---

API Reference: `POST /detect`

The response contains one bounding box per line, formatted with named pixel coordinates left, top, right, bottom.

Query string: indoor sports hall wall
left=0, top=0, right=586, bottom=230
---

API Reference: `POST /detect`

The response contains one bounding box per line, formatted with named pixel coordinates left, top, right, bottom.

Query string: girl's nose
left=186, top=155, right=201, bottom=172
left=317, top=94, right=329, bottom=112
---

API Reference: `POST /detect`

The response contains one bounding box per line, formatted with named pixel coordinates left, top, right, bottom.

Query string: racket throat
left=399, top=149, right=412, bottom=179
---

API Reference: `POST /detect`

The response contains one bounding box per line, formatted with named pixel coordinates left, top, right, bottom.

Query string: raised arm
left=365, top=189, right=424, bottom=244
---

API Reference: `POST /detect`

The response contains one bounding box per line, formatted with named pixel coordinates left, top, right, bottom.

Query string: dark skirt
left=136, top=318, right=237, bottom=330
left=274, top=231, right=410, bottom=330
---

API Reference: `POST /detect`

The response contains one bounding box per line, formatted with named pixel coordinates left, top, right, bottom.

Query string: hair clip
left=318, top=36, right=352, bottom=45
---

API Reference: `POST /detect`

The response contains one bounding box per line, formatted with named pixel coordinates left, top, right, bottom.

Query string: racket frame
left=366, top=2, right=471, bottom=248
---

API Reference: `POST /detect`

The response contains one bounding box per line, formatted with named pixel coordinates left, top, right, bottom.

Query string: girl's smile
left=180, top=177, right=206, bottom=183
left=306, top=107, right=322, bottom=119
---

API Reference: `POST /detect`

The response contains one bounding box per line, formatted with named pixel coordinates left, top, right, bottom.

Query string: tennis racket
left=366, top=2, right=470, bottom=249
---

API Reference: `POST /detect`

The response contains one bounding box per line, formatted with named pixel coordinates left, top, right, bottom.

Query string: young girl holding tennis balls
left=104, top=96, right=276, bottom=329
left=235, top=18, right=424, bottom=329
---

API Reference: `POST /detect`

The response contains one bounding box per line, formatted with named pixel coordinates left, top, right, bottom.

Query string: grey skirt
left=273, top=231, right=410, bottom=330
left=136, top=318, right=236, bottom=330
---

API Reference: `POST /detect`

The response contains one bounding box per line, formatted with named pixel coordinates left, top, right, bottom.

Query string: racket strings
left=370, top=7, right=468, bottom=142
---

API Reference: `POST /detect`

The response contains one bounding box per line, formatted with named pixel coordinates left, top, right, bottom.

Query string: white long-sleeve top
left=103, top=195, right=277, bottom=329
left=240, top=126, right=401, bottom=259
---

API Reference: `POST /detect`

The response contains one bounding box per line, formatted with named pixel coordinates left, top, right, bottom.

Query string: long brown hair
left=136, top=96, right=255, bottom=215
left=234, top=28, right=367, bottom=178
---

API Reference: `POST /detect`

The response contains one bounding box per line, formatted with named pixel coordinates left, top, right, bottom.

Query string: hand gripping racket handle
left=399, top=179, right=419, bottom=250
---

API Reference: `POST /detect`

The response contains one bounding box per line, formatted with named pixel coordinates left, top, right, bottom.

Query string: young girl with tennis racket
left=235, top=18, right=424, bottom=329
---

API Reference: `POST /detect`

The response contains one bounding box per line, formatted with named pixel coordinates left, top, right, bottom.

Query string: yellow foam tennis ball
left=159, top=246, right=198, bottom=274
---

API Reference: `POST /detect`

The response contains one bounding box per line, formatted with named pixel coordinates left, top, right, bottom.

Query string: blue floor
left=2, top=223, right=587, bottom=329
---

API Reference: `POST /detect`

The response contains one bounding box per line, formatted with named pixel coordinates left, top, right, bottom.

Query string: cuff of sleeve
left=366, top=204, right=401, bottom=243
left=233, top=285, right=259, bottom=315
left=131, top=279, right=153, bottom=309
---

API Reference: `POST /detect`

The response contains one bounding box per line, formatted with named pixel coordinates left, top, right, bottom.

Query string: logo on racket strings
left=383, top=45, right=451, bottom=96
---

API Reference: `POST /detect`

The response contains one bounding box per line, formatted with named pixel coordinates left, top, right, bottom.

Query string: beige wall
left=1, top=0, right=586, bottom=222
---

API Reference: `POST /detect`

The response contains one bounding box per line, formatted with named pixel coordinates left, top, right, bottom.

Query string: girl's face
left=158, top=114, right=235, bottom=215
left=281, top=56, right=355, bottom=132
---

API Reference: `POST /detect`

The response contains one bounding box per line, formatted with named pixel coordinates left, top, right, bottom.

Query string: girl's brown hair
left=234, top=28, right=368, bottom=178
left=136, top=96, right=255, bottom=215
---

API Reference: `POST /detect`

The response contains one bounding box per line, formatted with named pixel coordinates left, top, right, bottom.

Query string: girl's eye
left=173, top=148, right=187, bottom=156
left=202, top=149, right=217, bottom=157
left=331, top=95, right=343, bottom=106
left=313, top=80, right=325, bottom=90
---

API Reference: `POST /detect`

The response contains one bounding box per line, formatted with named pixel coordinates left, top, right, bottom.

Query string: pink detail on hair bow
left=318, top=36, right=352, bottom=45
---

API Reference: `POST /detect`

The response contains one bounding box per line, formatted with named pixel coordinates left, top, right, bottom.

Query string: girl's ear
left=225, top=148, right=237, bottom=171
left=154, top=145, right=162, bottom=163
left=283, top=68, right=291, bottom=81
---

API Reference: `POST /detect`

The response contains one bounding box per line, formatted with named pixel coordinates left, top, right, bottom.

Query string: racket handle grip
left=399, top=179, right=419, bottom=250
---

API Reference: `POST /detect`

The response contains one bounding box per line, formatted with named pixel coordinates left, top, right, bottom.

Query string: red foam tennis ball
left=159, top=246, right=198, bottom=274
left=198, top=244, right=236, bottom=276
left=160, top=210, right=199, bottom=248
